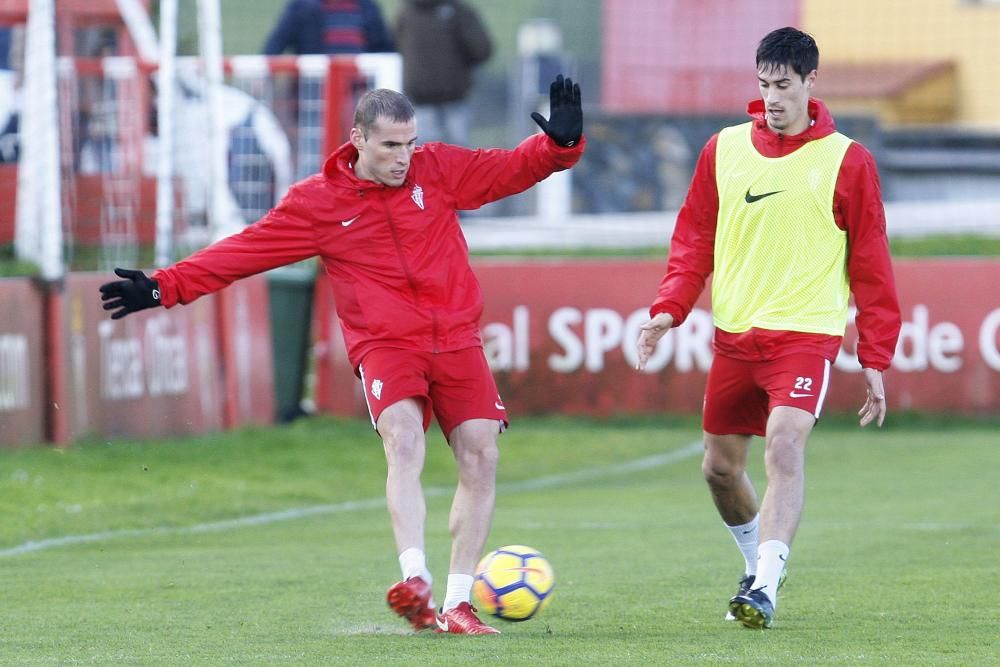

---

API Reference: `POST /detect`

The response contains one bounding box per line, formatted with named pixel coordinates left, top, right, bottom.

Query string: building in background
left=591, top=0, right=1000, bottom=213
left=805, top=0, right=1000, bottom=128
left=601, top=0, right=1000, bottom=128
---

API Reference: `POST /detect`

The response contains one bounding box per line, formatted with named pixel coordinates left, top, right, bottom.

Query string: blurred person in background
left=635, top=27, right=901, bottom=629
left=394, top=0, right=492, bottom=146
left=75, top=28, right=121, bottom=174
left=99, top=75, right=583, bottom=635
left=0, top=26, right=20, bottom=164
left=263, top=0, right=394, bottom=55
left=0, top=26, right=11, bottom=69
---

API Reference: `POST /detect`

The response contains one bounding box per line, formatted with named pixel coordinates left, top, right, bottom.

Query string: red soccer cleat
left=434, top=602, right=500, bottom=635
left=386, top=577, right=437, bottom=631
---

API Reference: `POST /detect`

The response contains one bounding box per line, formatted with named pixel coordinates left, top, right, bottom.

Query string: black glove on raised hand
left=531, top=74, right=583, bottom=147
left=99, top=268, right=162, bottom=320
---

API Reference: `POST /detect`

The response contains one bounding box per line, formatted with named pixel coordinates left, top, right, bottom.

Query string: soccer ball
left=472, top=544, right=555, bottom=621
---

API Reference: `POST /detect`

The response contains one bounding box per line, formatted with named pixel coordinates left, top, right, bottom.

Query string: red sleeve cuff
left=649, top=302, right=682, bottom=324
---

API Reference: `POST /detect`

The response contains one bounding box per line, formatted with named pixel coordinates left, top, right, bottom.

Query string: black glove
left=531, top=74, right=583, bottom=148
left=99, top=268, right=162, bottom=320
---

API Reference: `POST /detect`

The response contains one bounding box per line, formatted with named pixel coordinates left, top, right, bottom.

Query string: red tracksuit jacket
left=650, top=98, right=901, bottom=371
left=153, top=133, right=585, bottom=368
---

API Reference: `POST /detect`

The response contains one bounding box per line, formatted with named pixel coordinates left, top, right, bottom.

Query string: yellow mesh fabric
left=712, top=122, right=853, bottom=335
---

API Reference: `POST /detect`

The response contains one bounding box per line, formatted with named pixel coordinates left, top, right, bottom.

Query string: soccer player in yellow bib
left=635, top=27, right=902, bottom=629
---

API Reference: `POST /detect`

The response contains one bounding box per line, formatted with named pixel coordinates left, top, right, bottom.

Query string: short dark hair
left=756, top=27, right=819, bottom=80
left=353, top=88, right=415, bottom=135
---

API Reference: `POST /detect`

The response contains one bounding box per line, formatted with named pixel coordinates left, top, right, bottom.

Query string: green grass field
left=1, top=415, right=998, bottom=664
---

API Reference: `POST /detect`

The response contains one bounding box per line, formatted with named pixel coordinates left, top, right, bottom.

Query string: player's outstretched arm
left=858, top=367, right=887, bottom=428
left=530, top=74, right=582, bottom=147
left=635, top=312, right=674, bottom=371
left=445, top=74, right=584, bottom=210
left=99, top=268, right=162, bottom=320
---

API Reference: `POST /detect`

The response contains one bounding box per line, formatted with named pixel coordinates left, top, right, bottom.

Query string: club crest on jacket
left=411, top=184, right=424, bottom=210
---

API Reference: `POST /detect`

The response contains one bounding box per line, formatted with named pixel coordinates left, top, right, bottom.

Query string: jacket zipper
left=382, top=192, right=439, bottom=352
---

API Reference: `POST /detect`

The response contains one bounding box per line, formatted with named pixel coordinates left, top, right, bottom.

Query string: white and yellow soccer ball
left=472, top=544, right=555, bottom=621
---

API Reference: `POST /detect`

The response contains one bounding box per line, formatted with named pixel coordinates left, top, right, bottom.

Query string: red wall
left=0, top=166, right=15, bottom=247
left=0, top=169, right=162, bottom=247
left=601, top=0, right=801, bottom=114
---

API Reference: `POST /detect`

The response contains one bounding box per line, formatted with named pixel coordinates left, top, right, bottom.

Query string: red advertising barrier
left=852, top=259, right=1000, bottom=413
left=59, top=273, right=226, bottom=441
left=1, top=272, right=275, bottom=446
left=216, top=276, right=276, bottom=427
left=312, top=271, right=368, bottom=420
left=313, top=258, right=1000, bottom=420
left=0, top=278, right=46, bottom=446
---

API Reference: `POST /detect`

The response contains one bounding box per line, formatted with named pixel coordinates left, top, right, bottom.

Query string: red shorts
left=358, top=347, right=508, bottom=439
left=702, top=353, right=832, bottom=437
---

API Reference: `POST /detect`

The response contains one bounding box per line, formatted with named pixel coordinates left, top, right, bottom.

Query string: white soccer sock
left=441, top=573, right=474, bottom=612
left=725, top=515, right=760, bottom=576
left=398, top=547, right=431, bottom=585
left=753, top=539, right=789, bottom=607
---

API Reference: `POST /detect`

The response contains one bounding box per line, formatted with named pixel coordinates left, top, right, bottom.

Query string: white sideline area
left=0, top=441, right=704, bottom=558
left=461, top=199, right=1000, bottom=251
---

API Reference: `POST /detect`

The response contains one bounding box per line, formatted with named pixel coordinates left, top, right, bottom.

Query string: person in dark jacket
left=263, top=0, right=394, bottom=55
left=395, top=0, right=492, bottom=145
left=99, top=75, right=584, bottom=635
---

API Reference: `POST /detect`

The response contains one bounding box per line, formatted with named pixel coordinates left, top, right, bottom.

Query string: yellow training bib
left=712, top=122, right=853, bottom=335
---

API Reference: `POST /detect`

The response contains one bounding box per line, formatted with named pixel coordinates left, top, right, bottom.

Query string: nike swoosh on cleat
left=435, top=616, right=449, bottom=632
left=744, top=188, right=784, bottom=203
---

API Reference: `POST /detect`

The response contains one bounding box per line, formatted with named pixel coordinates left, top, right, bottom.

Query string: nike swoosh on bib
left=744, top=188, right=784, bottom=203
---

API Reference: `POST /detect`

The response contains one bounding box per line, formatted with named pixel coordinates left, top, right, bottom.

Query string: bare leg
left=744, top=405, right=816, bottom=610
left=759, top=406, right=815, bottom=545
left=702, top=431, right=757, bottom=524
left=377, top=398, right=428, bottom=554
left=445, top=418, right=500, bottom=575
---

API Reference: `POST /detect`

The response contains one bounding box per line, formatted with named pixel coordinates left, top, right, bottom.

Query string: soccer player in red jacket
left=100, top=75, right=584, bottom=635
left=635, top=28, right=901, bottom=629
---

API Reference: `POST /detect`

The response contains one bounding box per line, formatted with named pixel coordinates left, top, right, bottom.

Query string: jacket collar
left=745, top=97, right=836, bottom=158
left=323, top=141, right=411, bottom=191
